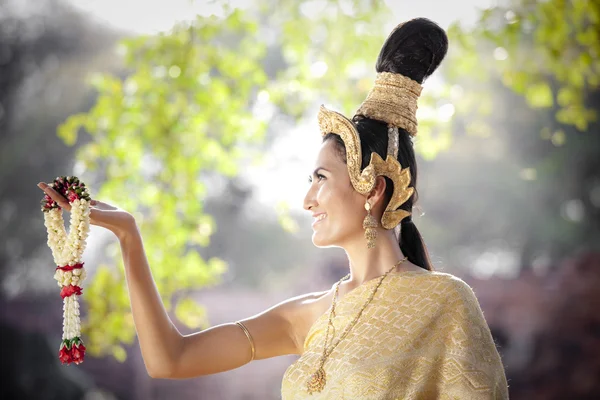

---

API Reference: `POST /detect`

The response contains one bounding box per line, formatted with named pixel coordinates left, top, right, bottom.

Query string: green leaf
left=111, top=345, right=128, bottom=362
left=525, top=82, right=554, bottom=108
left=57, top=113, right=87, bottom=146
left=175, top=297, right=208, bottom=329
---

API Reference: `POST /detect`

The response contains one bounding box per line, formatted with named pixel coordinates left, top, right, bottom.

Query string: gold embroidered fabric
left=281, top=270, right=509, bottom=399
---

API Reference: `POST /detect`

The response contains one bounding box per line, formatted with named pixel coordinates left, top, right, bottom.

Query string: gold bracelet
left=235, top=321, right=255, bottom=362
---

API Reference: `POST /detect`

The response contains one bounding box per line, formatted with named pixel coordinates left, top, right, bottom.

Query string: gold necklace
left=306, top=257, right=408, bottom=394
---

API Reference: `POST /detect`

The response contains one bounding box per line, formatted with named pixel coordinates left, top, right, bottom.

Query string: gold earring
left=363, top=201, right=378, bottom=249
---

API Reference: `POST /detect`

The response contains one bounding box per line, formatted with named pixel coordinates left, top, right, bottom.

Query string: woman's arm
left=119, top=225, right=303, bottom=379
left=36, top=183, right=303, bottom=380
left=118, top=226, right=181, bottom=378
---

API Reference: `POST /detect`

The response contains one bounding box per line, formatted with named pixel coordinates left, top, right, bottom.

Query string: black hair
left=324, top=18, right=448, bottom=271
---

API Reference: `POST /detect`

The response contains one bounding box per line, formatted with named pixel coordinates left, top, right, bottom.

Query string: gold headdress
left=317, top=72, right=422, bottom=229
left=355, top=72, right=422, bottom=136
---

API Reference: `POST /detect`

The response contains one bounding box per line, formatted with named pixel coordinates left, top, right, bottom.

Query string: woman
left=38, top=18, right=508, bottom=399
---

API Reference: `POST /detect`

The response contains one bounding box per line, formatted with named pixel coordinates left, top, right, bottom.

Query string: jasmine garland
left=41, top=176, right=91, bottom=365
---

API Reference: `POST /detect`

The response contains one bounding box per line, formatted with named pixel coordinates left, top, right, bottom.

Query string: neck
left=342, top=228, right=406, bottom=286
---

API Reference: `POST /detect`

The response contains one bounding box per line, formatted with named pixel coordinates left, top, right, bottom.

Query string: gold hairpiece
left=318, top=105, right=413, bottom=229
left=355, top=72, right=422, bottom=136
left=387, top=125, right=399, bottom=159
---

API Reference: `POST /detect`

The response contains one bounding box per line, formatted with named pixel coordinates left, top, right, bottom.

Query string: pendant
left=306, top=366, right=327, bottom=394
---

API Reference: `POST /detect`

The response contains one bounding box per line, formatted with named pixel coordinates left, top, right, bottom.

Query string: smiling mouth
left=313, top=214, right=327, bottom=225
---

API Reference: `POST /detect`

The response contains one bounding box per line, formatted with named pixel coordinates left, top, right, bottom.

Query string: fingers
left=38, top=182, right=103, bottom=209
left=37, top=182, right=71, bottom=211
left=90, top=200, right=118, bottom=211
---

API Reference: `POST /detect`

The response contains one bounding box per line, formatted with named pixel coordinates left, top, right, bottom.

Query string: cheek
left=315, top=183, right=332, bottom=207
left=342, top=190, right=367, bottom=230
left=319, top=183, right=363, bottom=224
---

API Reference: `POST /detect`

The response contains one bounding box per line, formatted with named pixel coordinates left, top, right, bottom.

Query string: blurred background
left=1, top=0, right=599, bottom=398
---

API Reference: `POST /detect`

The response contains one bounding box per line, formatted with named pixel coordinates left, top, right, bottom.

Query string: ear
left=367, top=176, right=388, bottom=212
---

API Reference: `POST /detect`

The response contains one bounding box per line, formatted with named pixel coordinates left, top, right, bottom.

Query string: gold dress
left=281, top=269, right=509, bottom=399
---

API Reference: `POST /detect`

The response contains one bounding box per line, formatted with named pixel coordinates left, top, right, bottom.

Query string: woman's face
left=303, top=139, right=366, bottom=248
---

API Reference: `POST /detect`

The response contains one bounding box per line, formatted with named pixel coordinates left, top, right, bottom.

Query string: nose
left=303, top=182, right=318, bottom=211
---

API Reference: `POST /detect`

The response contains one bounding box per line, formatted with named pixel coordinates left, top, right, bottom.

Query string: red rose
left=59, top=345, right=72, bottom=364
left=71, top=343, right=86, bottom=365
left=60, top=285, right=83, bottom=299
left=43, top=194, right=56, bottom=208
left=67, top=190, right=78, bottom=202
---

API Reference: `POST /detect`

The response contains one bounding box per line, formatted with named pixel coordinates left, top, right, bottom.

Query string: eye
left=308, top=173, right=326, bottom=184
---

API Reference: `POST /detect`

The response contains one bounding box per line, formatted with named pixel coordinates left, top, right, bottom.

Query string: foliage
left=436, top=0, right=599, bottom=271
left=448, top=0, right=599, bottom=132
left=57, top=0, right=403, bottom=359
left=55, top=0, right=600, bottom=359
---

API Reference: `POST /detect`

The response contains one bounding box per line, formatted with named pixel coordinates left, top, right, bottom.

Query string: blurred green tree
left=57, top=0, right=410, bottom=360
left=450, top=0, right=598, bottom=131
left=435, top=0, right=600, bottom=270
left=55, top=0, right=600, bottom=361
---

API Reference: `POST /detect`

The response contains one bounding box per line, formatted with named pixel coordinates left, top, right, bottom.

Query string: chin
left=313, top=241, right=335, bottom=248
left=311, top=235, right=329, bottom=248
left=311, top=230, right=343, bottom=248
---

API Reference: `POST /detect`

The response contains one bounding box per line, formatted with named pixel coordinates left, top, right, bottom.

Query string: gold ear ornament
left=363, top=201, right=378, bottom=248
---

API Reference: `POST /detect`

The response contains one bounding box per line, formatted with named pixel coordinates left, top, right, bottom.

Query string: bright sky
left=67, top=0, right=493, bottom=212
left=68, top=0, right=491, bottom=34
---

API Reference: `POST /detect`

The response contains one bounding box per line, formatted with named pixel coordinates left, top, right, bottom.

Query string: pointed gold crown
left=317, top=71, right=422, bottom=228
left=317, top=105, right=414, bottom=229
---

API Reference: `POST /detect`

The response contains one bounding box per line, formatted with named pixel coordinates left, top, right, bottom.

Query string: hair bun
left=376, top=18, right=448, bottom=84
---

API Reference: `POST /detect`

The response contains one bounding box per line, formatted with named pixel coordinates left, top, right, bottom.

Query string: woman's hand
left=37, top=182, right=137, bottom=240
